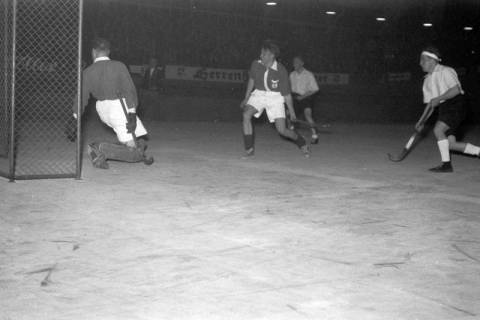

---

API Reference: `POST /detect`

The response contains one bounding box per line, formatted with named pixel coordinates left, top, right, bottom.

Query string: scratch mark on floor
left=452, top=244, right=480, bottom=263
left=405, top=290, right=477, bottom=317
left=25, top=266, right=55, bottom=275
left=315, top=256, right=355, bottom=265
left=184, top=201, right=192, bottom=209
left=373, top=262, right=404, bottom=269
left=286, top=304, right=308, bottom=317
left=212, top=245, right=251, bottom=255
left=359, top=219, right=388, bottom=225
left=40, top=264, right=56, bottom=287
left=429, top=296, right=477, bottom=317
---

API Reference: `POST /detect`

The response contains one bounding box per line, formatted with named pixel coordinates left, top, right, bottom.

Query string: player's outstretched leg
left=447, top=135, right=480, bottom=157
left=274, top=118, right=310, bottom=157
left=304, top=107, right=318, bottom=144
left=429, top=121, right=479, bottom=172
left=242, top=106, right=257, bottom=158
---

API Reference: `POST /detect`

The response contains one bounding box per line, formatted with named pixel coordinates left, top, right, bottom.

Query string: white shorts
left=96, top=99, right=148, bottom=143
left=247, top=90, right=285, bottom=123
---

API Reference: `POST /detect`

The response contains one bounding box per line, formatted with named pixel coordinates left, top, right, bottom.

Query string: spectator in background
left=139, top=57, right=164, bottom=118
left=290, top=55, right=320, bottom=144
left=142, top=57, right=164, bottom=91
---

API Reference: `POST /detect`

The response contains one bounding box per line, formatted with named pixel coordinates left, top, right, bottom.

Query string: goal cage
left=0, top=0, right=83, bottom=181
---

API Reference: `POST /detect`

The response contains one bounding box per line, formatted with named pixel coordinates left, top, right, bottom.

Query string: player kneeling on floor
left=417, top=46, right=480, bottom=172
left=240, top=40, right=310, bottom=158
left=74, top=38, right=153, bottom=169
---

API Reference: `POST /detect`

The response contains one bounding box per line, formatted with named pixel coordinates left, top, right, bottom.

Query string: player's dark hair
left=261, top=40, right=280, bottom=58
left=423, top=45, right=441, bottom=59
left=92, top=38, right=111, bottom=53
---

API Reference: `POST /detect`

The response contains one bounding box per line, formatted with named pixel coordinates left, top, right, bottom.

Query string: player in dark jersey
left=74, top=38, right=153, bottom=169
left=240, top=41, right=310, bottom=158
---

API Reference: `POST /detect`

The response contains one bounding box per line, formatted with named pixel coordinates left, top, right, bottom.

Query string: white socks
left=437, top=139, right=450, bottom=162
left=464, top=143, right=480, bottom=156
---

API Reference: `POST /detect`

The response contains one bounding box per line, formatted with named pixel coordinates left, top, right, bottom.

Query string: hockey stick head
left=387, top=132, right=421, bottom=162
left=388, top=150, right=408, bottom=162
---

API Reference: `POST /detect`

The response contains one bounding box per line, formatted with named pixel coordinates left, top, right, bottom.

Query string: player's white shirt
left=423, top=64, right=464, bottom=103
left=290, top=68, right=319, bottom=95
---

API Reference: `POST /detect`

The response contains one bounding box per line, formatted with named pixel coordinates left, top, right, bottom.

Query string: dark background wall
left=132, top=76, right=480, bottom=124
left=82, top=0, right=480, bottom=123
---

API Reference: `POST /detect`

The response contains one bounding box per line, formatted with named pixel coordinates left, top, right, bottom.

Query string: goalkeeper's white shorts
left=96, top=99, right=147, bottom=143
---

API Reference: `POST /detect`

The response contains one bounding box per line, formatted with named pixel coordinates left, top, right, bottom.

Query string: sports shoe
left=241, top=148, right=255, bottom=159
left=311, top=134, right=319, bottom=145
left=429, top=162, right=453, bottom=173
left=143, top=156, right=154, bottom=165
left=300, top=144, right=311, bottom=158
left=87, top=143, right=109, bottom=169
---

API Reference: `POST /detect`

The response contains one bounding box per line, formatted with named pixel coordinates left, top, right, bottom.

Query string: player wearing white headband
left=416, top=46, right=480, bottom=172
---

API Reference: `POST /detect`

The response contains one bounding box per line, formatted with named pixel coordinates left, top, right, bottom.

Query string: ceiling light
left=423, top=23, right=433, bottom=27
left=464, top=26, right=473, bottom=31
left=376, top=17, right=386, bottom=21
left=325, top=11, right=336, bottom=15
left=265, top=1, right=277, bottom=6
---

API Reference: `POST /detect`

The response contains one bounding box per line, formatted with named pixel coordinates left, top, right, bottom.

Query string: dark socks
left=293, top=134, right=306, bottom=148
left=244, top=134, right=254, bottom=150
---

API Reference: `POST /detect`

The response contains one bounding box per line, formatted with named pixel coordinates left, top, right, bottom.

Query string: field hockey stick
left=387, top=105, right=435, bottom=162
left=117, top=92, right=137, bottom=144
left=117, top=93, right=154, bottom=165
left=290, top=119, right=333, bottom=134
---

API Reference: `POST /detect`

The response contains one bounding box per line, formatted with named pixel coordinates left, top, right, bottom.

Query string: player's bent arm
left=431, top=85, right=462, bottom=107
left=73, top=73, right=91, bottom=118
left=302, top=88, right=319, bottom=99
left=415, top=103, right=434, bottom=131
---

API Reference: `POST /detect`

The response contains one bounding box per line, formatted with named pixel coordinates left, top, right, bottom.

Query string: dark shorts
left=292, top=93, right=316, bottom=113
left=438, top=95, right=466, bottom=137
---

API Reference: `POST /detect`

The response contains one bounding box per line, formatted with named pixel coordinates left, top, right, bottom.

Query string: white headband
left=421, top=51, right=441, bottom=61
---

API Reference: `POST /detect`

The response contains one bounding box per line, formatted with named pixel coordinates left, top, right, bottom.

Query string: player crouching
left=74, top=38, right=153, bottom=169
left=240, top=40, right=310, bottom=158
left=417, top=46, right=480, bottom=172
